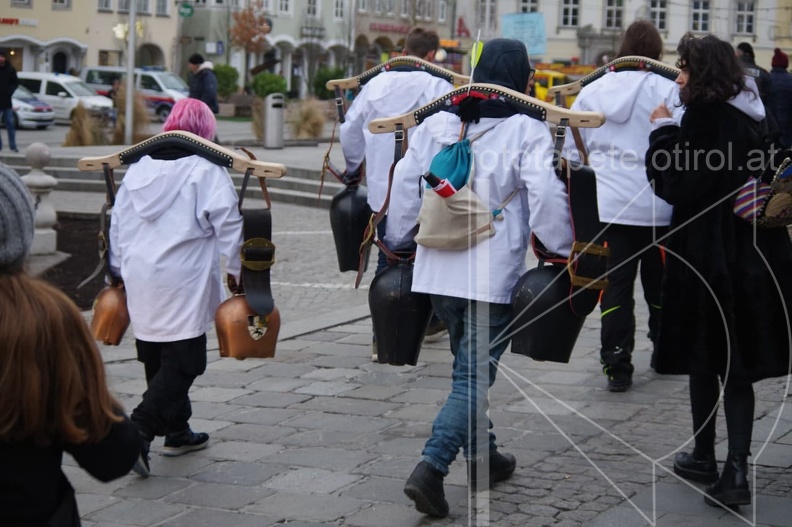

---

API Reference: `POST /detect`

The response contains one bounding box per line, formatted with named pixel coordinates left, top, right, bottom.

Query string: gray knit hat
left=0, top=163, right=35, bottom=272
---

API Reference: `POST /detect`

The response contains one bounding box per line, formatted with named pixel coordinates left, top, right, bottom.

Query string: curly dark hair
left=675, top=33, right=747, bottom=106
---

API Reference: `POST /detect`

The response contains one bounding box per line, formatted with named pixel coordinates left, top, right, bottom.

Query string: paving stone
left=160, top=508, right=283, bottom=527
left=343, top=502, right=431, bottom=527
left=192, top=440, right=282, bottom=462
left=189, top=401, right=244, bottom=420
left=309, top=354, right=372, bottom=369
left=341, top=476, right=414, bottom=506
left=185, top=418, right=233, bottom=434
left=292, top=395, right=400, bottom=417
left=224, top=407, right=304, bottom=425
left=264, top=467, right=362, bottom=494
left=282, top=429, right=376, bottom=448
left=245, top=492, right=368, bottom=522
left=147, top=453, right=216, bottom=478
left=87, top=499, right=185, bottom=525
left=206, top=357, right=271, bottom=372
left=113, top=477, right=193, bottom=499
left=355, top=456, right=420, bottom=480
left=294, top=380, right=360, bottom=396
left=301, top=366, right=363, bottom=381
left=384, top=403, right=441, bottom=422
left=247, top=377, right=314, bottom=392
left=365, top=436, right=425, bottom=457
left=231, top=391, right=313, bottom=408
left=164, top=482, right=273, bottom=510
left=212, top=423, right=297, bottom=444
left=270, top=447, right=377, bottom=471
left=75, top=493, right=121, bottom=516
left=284, top=412, right=399, bottom=433
left=342, top=385, right=407, bottom=401
left=190, top=461, right=285, bottom=486
left=109, top=379, right=147, bottom=395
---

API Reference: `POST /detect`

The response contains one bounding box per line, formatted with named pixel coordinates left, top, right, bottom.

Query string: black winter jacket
left=188, top=66, right=219, bottom=114
left=0, top=62, right=19, bottom=110
left=646, top=102, right=792, bottom=382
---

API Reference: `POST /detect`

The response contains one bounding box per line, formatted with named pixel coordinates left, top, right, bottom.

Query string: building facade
left=0, top=0, right=179, bottom=75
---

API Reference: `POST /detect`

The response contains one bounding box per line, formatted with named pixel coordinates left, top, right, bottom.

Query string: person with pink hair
left=109, top=95, right=243, bottom=476
left=163, top=97, right=217, bottom=140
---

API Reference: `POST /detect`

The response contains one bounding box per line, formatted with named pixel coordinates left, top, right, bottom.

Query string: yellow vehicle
left=533, top=70, right=577, bottom=107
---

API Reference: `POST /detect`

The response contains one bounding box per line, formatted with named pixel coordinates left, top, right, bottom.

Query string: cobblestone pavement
left=24, top=127, right=792, bottom=526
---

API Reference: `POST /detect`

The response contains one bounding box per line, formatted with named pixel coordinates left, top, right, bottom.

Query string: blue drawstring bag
left=428, top=138, right=475, bottom=191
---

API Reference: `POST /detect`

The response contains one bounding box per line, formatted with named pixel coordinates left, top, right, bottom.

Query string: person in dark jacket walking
left=647, top=33, right=792, bottom=510
left=187, top=53, right=219, bottom=114
left=770, top=48, right=792, bottom=147
left=736, top=42, right=776, bottom=120
left=0, top=164, right=141, bottom=526
left=0, top=49, right=19, bottom=152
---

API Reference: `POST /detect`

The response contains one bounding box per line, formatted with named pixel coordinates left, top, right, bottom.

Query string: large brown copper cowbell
left=510, top=263, right=598, bottom=363
left=330, top=185, right=372, bottom=272
left=368, top=259, right=432, bottom=365
left=216, top=295, right=280, bottom=359
left=91, top=283, right=130, bottom=346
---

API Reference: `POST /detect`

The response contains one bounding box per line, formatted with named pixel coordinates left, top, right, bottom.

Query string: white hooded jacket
left=340, top=71, right=454, bottom=212
left=564, top=70, right=684, bottom=226
left=109, top=155, right=243, bottom=342
left=386, top=112, right=574, bottom=304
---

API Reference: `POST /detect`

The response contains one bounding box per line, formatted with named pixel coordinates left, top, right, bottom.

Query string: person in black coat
left=0, top=49, right=19, bottom=152
left=0, top=165, right=142, bottom=526
left=187, top=53, right=219, bottom=114
left=647, top=33, right=792, bottom=510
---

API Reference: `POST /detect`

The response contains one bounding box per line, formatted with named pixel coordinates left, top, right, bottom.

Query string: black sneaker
left=163, top=429, right=209, bottom=457
left=674, top=451, right=718, bottom=484
left=468, top=451, right=517, bottom=488
left=423, top=319, right=448, bottom=343
left=604, top=367, right=633, bottom=392
left=131, top=439, right=150, bottom=477
left=601, top=347, right=634, bottom=392
left=404, top=461, right=449, bottom=518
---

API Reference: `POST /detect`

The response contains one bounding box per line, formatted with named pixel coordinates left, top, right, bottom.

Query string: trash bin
left=263, top=93, right=284, bottom=149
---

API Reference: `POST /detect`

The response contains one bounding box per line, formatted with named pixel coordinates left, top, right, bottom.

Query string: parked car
left=0, top=84, right=54, bottom=130
left=81, top=66, right=188, bottom=122
left=17, top=72, right=112, bottom=123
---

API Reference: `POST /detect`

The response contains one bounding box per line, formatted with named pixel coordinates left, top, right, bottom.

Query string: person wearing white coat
left=387, top=39, right=573, bottom=518
left=109, top=99, right=243, bottom=476
left=563, top=21, right=684, bottom=392
left=340, top=27, right=455, bottom=354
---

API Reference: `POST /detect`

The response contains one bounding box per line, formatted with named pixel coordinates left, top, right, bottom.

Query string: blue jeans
left=421, top=295, right=512, bottom=475
left=0, top=107, right=16, bottom=151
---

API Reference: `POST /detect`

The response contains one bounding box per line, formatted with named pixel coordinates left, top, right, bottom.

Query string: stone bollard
left=20, top=143, right=58, bottom=255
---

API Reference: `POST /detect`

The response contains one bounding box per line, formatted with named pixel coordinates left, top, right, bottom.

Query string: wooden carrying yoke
left=324, top=56, right=470, bottom=124
left=547, top=55, right=680, bottom=100
left=368, top=83, right=605, bottom=133
left=367, top=83, right=610, bottom=297
left=78, top=131, right=287, bottom=360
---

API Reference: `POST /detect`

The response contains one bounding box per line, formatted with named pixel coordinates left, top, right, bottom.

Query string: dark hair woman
left=0, top=165, right=141, bottom=526
left=646, top=33, right=792, bottom=509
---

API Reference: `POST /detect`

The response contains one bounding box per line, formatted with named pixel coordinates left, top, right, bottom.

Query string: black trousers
left=600, top=224, right=666, bottom=363
left=689, top=373, right=755, bottom=457
left=131, top=334, right=207, bottom=441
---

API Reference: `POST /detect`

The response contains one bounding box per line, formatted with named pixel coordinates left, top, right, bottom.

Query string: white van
left=16, top=72, right=113, bottom=123
left=81, top=66, right=188, bottom=122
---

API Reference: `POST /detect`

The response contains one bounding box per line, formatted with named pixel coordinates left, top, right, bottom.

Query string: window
left=119, top=0, right=129, bottom=11
left=358, top=0, right=366, bottom=12
left=691, top=0, right=709, bottom=32
left=561, top=0, right=579, bottom=27
left=519, top=0, right=538, bottom=12
left=334, top=0, right=344, bottom=18
left=156, top=0, right=167, bottom=15
left=306, top=0, right=318, bottom=16
left=735, top=2, right=754, bottom=34
left=400, top=0, right=408, bottom=17
left=278, top=0, right=290, bottom=15
left=649, top=0, right=667, bottom=30
left=98, top=0, right=112, bottom=10
left=476, top=0, right=497, bottom=30
left=11, top=0, right=32, bottom=6
left=604, top=0, right=623, bottom=29
left=438, top=0, right=446, bottom=22
left=140, top=74, right=162, bottom=92
left=52, top=0, right=71, bottom=8
left=46, top=82, right=70, bottom=97
left=137, top=0, right=149, bottom=13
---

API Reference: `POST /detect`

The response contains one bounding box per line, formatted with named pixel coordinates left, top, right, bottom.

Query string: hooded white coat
left=109, top=155, right=243, bottom=342
left=340, top=71, right=454, bottom=212
left=564, top=70, right=684, bottom=226
left=386, top=112, right=574, bottom=304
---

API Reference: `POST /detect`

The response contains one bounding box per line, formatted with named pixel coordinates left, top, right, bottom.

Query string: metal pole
left=124, top=0, right=137, bottom=145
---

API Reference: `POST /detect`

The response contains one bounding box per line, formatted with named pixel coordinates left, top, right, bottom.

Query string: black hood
left=472, top=38, right=530, bottom=92
left=448, top=38, right=532, bottom=123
